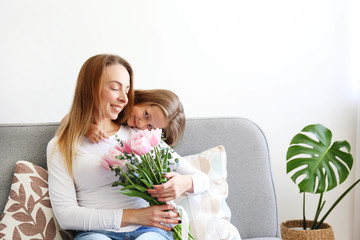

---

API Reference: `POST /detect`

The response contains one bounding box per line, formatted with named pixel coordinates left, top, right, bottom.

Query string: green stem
left=142, top=155, right=159, bottom=184
left=172, top=224, right=194, bottom=240
left=153, top=147, right=164, bottom=180
left=126, top=163, right=150, bottom=184
left=315, top=178, right=360, bottom=229
left=118, top=165, right=135, bottom=185
left=172, top=225, right=181, bottom=240
left=303, top=192, right=306, bottom=230
left=311, top=193, right=324, bottom=229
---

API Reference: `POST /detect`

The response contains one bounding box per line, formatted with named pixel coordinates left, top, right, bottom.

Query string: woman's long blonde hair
left=134, top=89, right=185, bottom=146
left=55, top=54, right=134, bottom=176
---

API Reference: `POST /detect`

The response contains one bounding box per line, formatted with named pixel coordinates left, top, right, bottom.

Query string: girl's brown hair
left=55, top=54, right=134, bottom=176
left=134, top=89, right=185, bottom=146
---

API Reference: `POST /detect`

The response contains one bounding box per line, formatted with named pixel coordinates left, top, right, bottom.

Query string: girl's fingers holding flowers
left=148, top=185, right=178, bottom=201
left=163, top=172, right=176, bottom=178
left=150, top=191, right=176, bottom=202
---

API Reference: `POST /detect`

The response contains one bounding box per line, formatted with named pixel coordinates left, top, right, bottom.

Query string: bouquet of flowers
left=101, top=128, right=193, bottom=240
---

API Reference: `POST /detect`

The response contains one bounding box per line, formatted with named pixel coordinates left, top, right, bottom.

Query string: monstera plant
left=286, top=124, right=360, bottom=230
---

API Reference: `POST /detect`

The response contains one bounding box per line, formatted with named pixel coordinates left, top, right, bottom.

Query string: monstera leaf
left=286, top=124, right=353, bottom=193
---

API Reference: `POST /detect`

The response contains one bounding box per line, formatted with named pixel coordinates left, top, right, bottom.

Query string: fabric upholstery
left=0, top=123, right=59, bottom=216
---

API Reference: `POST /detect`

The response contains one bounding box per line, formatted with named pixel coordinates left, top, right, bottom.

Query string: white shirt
left=47, top=125, right=209, bottom=232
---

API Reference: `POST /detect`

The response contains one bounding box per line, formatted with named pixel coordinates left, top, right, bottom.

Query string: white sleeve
left=46, top=138, right=123, bottom=231
left=161, top=141, right=210, bottom=194
left=176, top=154, right=210, bottom=194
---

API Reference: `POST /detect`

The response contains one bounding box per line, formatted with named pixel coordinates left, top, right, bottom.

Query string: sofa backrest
left=0, top=123, right=59, bottom=214
left=175, top=118, right=280, bottom=239
left=0, top=118, right=280, bottom=239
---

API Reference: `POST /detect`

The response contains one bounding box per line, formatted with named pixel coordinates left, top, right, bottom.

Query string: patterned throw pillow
left=0, top=161, right=73, bottom=240
left=175, top=145, right=241, bottom=240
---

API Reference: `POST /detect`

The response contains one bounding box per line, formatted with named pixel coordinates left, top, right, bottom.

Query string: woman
left=47, top=54, right=209, bottom=240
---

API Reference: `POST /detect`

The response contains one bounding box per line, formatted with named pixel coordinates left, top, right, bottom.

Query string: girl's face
left=127, top=103, right=168, bottom=130
left=96, top=64, right=130, bottom=121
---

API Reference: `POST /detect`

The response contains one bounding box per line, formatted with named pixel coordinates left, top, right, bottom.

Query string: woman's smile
left=111, top=104, right=123, bottom=113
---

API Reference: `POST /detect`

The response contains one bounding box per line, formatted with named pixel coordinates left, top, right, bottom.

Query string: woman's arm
left=122, top=205, right=179, bottom=232
left=47, top=138, right=123, bottom=231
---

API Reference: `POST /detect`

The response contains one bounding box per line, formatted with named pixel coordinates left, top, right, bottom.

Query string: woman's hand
left=122, top=204, right=179, bottom=231
left=86, top=124, right=109, bottom=143
left=147, top=172, right=193, bottom=202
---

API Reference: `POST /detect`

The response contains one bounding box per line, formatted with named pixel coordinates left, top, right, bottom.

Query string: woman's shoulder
left=47, top=136, right=58, bottom=151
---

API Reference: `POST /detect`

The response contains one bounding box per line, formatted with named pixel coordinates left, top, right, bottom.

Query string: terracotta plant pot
left=281, top=220, right=335, bottom=240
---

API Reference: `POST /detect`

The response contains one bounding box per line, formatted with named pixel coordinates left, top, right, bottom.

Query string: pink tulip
left=101, top=159, right=111, bottom=171
left=119, top=129, right=162, bottom=156
left=142, top=129, right=162, bottom=147
left=122, top=141, right=133, bottom=153
left=131, top=131, right=146, bottom=141
left=102, top=148, right=126, bottom=168
left=128, top=136, right=152, bottom=155
left=114, top=144, right=125, bottom=153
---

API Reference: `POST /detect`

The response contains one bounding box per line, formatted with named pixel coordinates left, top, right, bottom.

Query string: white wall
left=352, top=0, right=360, bottom=236
left=0, top=0, right=359, bottom=239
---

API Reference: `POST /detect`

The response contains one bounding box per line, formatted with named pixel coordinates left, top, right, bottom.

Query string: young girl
left=47, top=54, right=209, bottom=240
left=87, top=89, right=185, bottom=146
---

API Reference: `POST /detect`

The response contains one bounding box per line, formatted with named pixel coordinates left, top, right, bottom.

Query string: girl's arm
left=61, top=114, right=108, bottom=143
left=146, top=141, right=210, bottom=202
left=86, top=123, right=109, bottom=143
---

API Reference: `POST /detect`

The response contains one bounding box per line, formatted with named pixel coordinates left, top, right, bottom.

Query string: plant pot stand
left=281, top=220, right=334, bottom=240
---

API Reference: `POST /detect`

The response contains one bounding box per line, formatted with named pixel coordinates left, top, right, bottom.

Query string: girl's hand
left=122, top=204, right=179, bottom=231
left=86, top=124, right=109, bottom=143
left=147, top=172, right=193, bottom=202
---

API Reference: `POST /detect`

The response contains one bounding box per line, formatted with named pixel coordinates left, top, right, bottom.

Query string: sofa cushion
left=174, top=145, right=241, bottom=240
left=0, top=161, right=72, bottom=239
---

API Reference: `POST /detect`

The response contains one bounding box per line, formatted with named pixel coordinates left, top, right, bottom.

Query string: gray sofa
left=0, top=117, right=281, bottom=240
